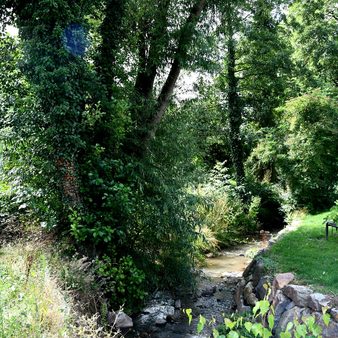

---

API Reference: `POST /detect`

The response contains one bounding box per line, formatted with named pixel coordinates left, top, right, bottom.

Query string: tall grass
left=0, top=243, right=71, bottom=337
left=0, top=241, right=121, bottom=337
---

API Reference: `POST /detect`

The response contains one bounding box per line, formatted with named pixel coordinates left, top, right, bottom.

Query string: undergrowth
left=0, top=225, right=121, bottom=337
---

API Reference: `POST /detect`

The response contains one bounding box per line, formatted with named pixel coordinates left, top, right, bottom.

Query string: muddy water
left=203, top=240, right=269, bottom=278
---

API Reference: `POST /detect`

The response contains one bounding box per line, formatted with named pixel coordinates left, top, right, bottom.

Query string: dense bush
left=96, top=254, right=146, bottom=313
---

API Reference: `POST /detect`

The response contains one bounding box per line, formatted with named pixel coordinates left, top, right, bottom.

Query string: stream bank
left=129, top=238, right=270, bottom=338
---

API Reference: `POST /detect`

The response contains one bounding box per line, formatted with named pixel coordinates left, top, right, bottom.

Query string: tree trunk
left=141, top=0, right=207, bottom=146
left=225, top=4, right=246, bottom=186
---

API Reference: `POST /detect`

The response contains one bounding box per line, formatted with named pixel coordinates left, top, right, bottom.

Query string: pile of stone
left=235, top=259, right=338, bottom=337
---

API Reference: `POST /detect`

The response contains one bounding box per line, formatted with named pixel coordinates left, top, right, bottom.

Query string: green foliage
left=188, top=298, right=329, bottom=338
left=1, top=0, right=337, bottom=319
left=326, top=201, right=338, bottom=223
left=238, top=0, right=292, bottom=128
left=193, top=164, right=261, bottom=249
left=287, top=0, right=338, bottom=89
left=96, top=254, right=146, bottom=313
left=279, top=90, right=338, bottom=211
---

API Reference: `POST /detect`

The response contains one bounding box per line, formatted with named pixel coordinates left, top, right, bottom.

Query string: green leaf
left=253, top=302, right=260, bottom=316
left=244, top=321, right=253, bottom=332
left=280, top=332, right=292, bottom=338
left=197, top=315, right=206, bottom=333
left=252, top=323, right=263, bottom=337
left=286, top=321, right=294, bottom=332
left=268, top=314, right=275, bottom=330
left=296, top=324, right=307, bottom=337
left=323, top=313, right=330, bottom=327
left=259, top=300, right=270, bottom=317
left=304, top=315, right=315, bottom=330
left=262, top=327, right=272, bottom=338
left=184, top=309, right=192, bottom=325
left=227, top=331, right=239, bottom=338
left=224, top=318, right=236, bottom=330
left=212, top=328, right=219, bottom=338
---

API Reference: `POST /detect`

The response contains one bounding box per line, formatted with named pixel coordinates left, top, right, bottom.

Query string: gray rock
left=285, top=301, right=295, bottom=311
left=330, top=308, right=338, bottom=322
left=276, top=306, right=309, bottom=335
left=174, top=299, right=181, bottom=309
left=243, top=259, right=258, bottom=279
left=313, top=312, right=338, bottom=338
left=308, top=293, right=331, bottom=312
left=283, top=284, right=312, bottom=307
left=108, top=311, right=133, bottom=329
left=234, top=279, right=250, bottom=313
left=255, top=276, right=271, bottom=300
left=142, top=305, right=175, bottom=316
left=201, top=285, right=216, bottom=297
left=245, top=292, right=258, bottom=306
left=155, top=316, right=167, bottom=326
left=152, top=291, right=175, bottom=306
left=272, top=290, right=292, bottom=327
left=252, top=261, right=265, bottom=287
left=243, top=282, right=258, bottom=306
left=273, top=272, right=295, bottom=290
left=136, top=304, right=176, bottom=330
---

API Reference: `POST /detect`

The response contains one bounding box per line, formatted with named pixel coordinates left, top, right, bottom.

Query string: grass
left=262, top=211, right=338, bottom=295
left=0, top=242, right=72, bottom=337
left=0, top=229, right=121, bottom=337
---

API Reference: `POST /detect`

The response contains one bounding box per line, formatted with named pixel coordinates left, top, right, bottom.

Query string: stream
left=131, top=237, right=270, bottom=338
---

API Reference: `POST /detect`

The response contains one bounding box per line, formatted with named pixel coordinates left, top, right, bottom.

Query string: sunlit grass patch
left=263, top=211, right=338, bottom=294
left=0, top=243, right=72, bottom=337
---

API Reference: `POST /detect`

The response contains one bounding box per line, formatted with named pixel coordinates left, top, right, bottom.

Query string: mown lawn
left=263, top=212, right=338, bottom=295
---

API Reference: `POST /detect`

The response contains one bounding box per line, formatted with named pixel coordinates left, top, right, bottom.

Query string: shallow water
left=202, top=240, right=269, bottom=278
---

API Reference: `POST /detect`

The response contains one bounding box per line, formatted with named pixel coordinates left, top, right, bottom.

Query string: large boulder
left=252, top=261, right=265, bottom=287
left=135, top=304, right=176, bottom=328
left=308, top=293, right=331, bottom=312
left=243, top=259, right=257, bottom=279
left=273, top=272, right=295, bottom=290
left=283, top=285, right=312, bottom=307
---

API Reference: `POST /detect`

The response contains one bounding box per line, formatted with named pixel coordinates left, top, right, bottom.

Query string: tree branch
left=134, top=0, right=171, bottom=99
left=143, top=0, right=207, bottom=143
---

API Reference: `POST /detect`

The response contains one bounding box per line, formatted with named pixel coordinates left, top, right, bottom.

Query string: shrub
left=193, top=164, right=261, bottom=249
left=95, top=254, right=147, bottom=313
